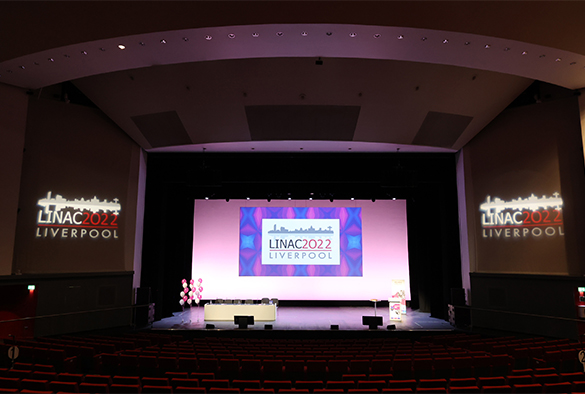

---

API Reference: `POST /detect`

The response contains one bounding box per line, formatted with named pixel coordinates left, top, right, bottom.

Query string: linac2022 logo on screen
left=239, top=207, right=362, bottom=276
left=35, top=191, right=121, bottom=240
left=479, top=192, right=563, bottom=239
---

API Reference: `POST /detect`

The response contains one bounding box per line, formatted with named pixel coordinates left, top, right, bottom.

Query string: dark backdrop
left=141, top=152, right=462, bottom=321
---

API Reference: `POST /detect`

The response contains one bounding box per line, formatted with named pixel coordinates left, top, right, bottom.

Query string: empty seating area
left=0, top=332, right=584, bottom=393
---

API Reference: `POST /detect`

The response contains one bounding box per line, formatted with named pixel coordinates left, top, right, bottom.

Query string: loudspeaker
left=387, top=324, right=396, bottom=330
left=362, top=316, right=383, bottom=329
left=206, top=324, right=215, bottom=329
left=264, top=324, right=273, bottom=330
left=331, top=325, right=339, bottom=330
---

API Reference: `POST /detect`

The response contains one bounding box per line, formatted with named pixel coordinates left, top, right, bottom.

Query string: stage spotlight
left=225, top=198, right=229, bottom=202
left=330, top=324, right=339, bottom=330
left=330, top=198, right=333, bottom=202
left=372, top=198, right=376, bottom=202
left=265, top=324, right=273, bottom=330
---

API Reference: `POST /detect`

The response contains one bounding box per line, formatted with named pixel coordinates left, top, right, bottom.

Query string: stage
left=152, top=305, right=455, bottom=332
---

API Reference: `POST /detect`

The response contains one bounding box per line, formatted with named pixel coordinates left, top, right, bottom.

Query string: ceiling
left=1, top=1, right=584, bottom=153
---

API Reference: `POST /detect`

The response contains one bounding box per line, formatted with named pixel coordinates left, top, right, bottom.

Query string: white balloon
left=188, top=291, right=193, bottom=297
left=180, top=292, right=185, bottom=297
left=189, top=283, right=194, bottom=289
left=182, top=283, right=188, bottom=288
left=187, top=298, right=192, bottom=305
left=179, top=300, right=185, bottom=305
left=195, top=298, right=200, bottom=304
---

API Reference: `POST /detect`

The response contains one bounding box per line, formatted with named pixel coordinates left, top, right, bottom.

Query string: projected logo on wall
left=240, top=207, right=362, bottom=276
left=480, top=193, right=564, bottom=239
left=35, top=191, right=121, bottom=240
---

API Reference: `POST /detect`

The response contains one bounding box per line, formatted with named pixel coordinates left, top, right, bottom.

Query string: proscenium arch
left=2, top=24, right=585, bottom=90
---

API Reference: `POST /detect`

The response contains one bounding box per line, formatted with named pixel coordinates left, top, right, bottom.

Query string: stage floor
left=152, top=306, right=455, bottom=332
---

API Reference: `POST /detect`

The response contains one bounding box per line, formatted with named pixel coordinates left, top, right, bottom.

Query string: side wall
left=0, top=84, right=28, bottom=276
left=0, top=91, right=144, bottom=337
left=461, top=96, right=585, bottom=339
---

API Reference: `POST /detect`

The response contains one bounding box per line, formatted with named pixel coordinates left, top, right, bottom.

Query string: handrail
left=0, top=303, right=153, bottom=324
left=453, top=304, right=585, bottom=324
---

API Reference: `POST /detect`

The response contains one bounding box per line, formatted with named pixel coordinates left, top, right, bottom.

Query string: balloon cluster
left=179, top=278, right=203, bottom=306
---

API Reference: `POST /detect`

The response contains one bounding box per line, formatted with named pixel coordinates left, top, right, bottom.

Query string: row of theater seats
left=1, top=370, right=585, bottom=393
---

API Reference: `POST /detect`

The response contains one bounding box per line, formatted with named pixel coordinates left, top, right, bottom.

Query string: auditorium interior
left=1, top=1, right=585, bottom=393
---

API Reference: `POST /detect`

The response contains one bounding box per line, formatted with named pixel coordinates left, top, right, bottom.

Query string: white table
left=204, top=304, right=276, bottom=321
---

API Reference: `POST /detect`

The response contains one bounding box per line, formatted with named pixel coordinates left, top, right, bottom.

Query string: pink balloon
left=198, top=278, right=203, bottom=283
left=198, top=286, right=203, bottom=292
left=197, top=294, right=202, bottom=299
left=181, top=279, right=187, bottom=284
left=183, top=296, right=188, bottom=301
left=190, top=279, right=195, bottom=284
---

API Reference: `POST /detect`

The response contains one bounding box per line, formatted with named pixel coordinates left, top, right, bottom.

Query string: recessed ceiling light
left=464, top=41, right=471, bottom=45
left=392, top=198, right=396, bottom=200
left=63, top=54, right=70, bottom=58
left=276, top=32, right=284, bottom=37
left=228, top=33, right=236, bottom=39
left=205, top=35, right=212, bottom=40
left=351, top=198, right=355, bottom=201
left=570, top=62, right=577, bottom=65
left=421, top=37, right=427, bottom=41
left=484, top=44, right=491, bottom=49
left=326, top=32, right=332, bottom=36
left=442, top=39, right=449, bottom=44
left=182, top=37, right=189, bottom=42
left=252, top=32, right=259, bottom=37
left=555, top=58, right=562, bottom=62
left=99, top=47, right=106, bottom=51
left=19, top=65, right=25, bottom=70
left=205, top=197, right=209, bottom=200
left=246, top=197, right=250, bottom=200
left=373, top=33, right=381, bottom=38
left=118, top=44, right=126, bottom=50
left=539, top=54, right=546, bottom=58
left=33, top=62, right=39, bottom=66
left=522, top=51, right=528, bottom=55
left=138, top=42, right=145, bottom=46
left=48, top=58, right=54, bottom=62
left=397, top=35, right=404, bottom=40
left=309, top=198, right=313, bottom=201
left=160, top=39, right=167, bottom=44
left=349, top=32, right=357, bottom=37
left=288, top=197, right=292, bottom=200
left=301, top=31, right=308, bottom=36
left=504, top=47, right=510, bottom=51
left=81, top=50, right=87, bottom=55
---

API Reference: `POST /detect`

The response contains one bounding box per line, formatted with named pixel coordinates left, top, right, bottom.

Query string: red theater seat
left=481, top=385, right=513, bottom=393
left=450, top=386, right=480, bottom=393
left=263, top=380, right=293, bottom=390
left=543, top=382, right=572, bottom=393
left=142, top=385, right=173, bottom=393
left=20, top=379, right=49, bottom=392
left=512, top=383, right=542, bottom=393
left=49, top=381, right=80, bottom=393
left=295, top=380, right=325, bottom=391
left=326, top=380, right=355, bottom=390
left=79, top=382, right=110, bottom=393
left=109, top=384, right=141, bottom=393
